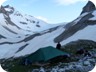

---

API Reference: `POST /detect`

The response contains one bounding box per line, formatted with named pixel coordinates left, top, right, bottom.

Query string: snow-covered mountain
left=0, top=5, right=60, bottom=33
left=0, top=4, right=65, bottom=59
left=0, top=1, right=96, bottom=59
left=54, top=1, right=96, bottom=43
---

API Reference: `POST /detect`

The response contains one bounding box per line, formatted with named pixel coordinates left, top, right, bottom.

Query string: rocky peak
left=4, top=5, right=12, bottom=8
left=81, top=1, right=96, bottom=14
left=0, top=5, right=8, bottom=15
left=4, top=5, right=14, bottom=14
left=0, top=5, right=14, bottom=15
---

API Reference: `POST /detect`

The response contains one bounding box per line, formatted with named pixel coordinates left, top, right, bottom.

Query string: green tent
left=27, top=46, right=68, bottom=63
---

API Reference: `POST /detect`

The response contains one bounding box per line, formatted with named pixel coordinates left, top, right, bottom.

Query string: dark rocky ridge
left=54, top=1, right=96, bottom=43
left=15, top=44, right=29, bottom=53
left=0, top=5, right=9, bottom=16
left=0, top=5, right=21, bottom=29
left=4, top=5, right=14, bottom=14
left=0, top=35, right=6, bottom=39
left=81, top=1, right=96, bottom=14
left=17, top=26, right=61, bottom=43
left=3, top=26, right=18, bottom=34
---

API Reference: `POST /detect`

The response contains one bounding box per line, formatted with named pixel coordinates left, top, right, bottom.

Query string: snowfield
left=0, top=4, right=96, bottom=60
left=61, top=25, right=96, bottom=45
left=0, top=5, right=66, bottom=59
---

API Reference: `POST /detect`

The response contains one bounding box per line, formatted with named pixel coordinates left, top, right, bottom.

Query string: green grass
left=1, top=58, right=41, bottom=72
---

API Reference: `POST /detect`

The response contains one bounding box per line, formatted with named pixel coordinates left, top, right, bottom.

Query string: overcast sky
left=2, top=0, right=89, bottom=23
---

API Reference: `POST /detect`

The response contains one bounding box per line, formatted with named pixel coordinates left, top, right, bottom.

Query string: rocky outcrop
left=4, top=5, right=14, bottom=14
left=54, top=1, right=96, bottom=43
left=0, top=5, right=8, bottom=16
left=81, top=1, right=96, bottom=14
left=0, top=5, right=14, bottom=15
left=0, top=5, right=21, bottom=29
left=54, top=13, right=96, bottom=43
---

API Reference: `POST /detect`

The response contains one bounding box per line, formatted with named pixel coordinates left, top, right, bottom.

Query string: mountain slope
left=54, top=1, right=96, bottom=43
left=0, top=5, right=65, bottom=59
left=0, top=1, right=96, bottom=59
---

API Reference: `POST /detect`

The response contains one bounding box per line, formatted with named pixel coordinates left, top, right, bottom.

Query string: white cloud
left=36, top=16, right=49, bottom=23
left=55, top=0, right=88, bottom=5
left=0, top=0, right=7, bottom=6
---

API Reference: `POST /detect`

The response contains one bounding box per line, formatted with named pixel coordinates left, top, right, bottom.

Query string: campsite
left=0, top=1, right=96, bottom=72
left=1, top=46, right=71, bottom=72
left=25, top=46, right=69, bottom=65
left=1, top=40, right=96, bottom=72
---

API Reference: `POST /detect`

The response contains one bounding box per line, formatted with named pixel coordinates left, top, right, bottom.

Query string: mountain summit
left=81, top=1, right=96, bottom=14
left=54, top=1, right=96, bottom=42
